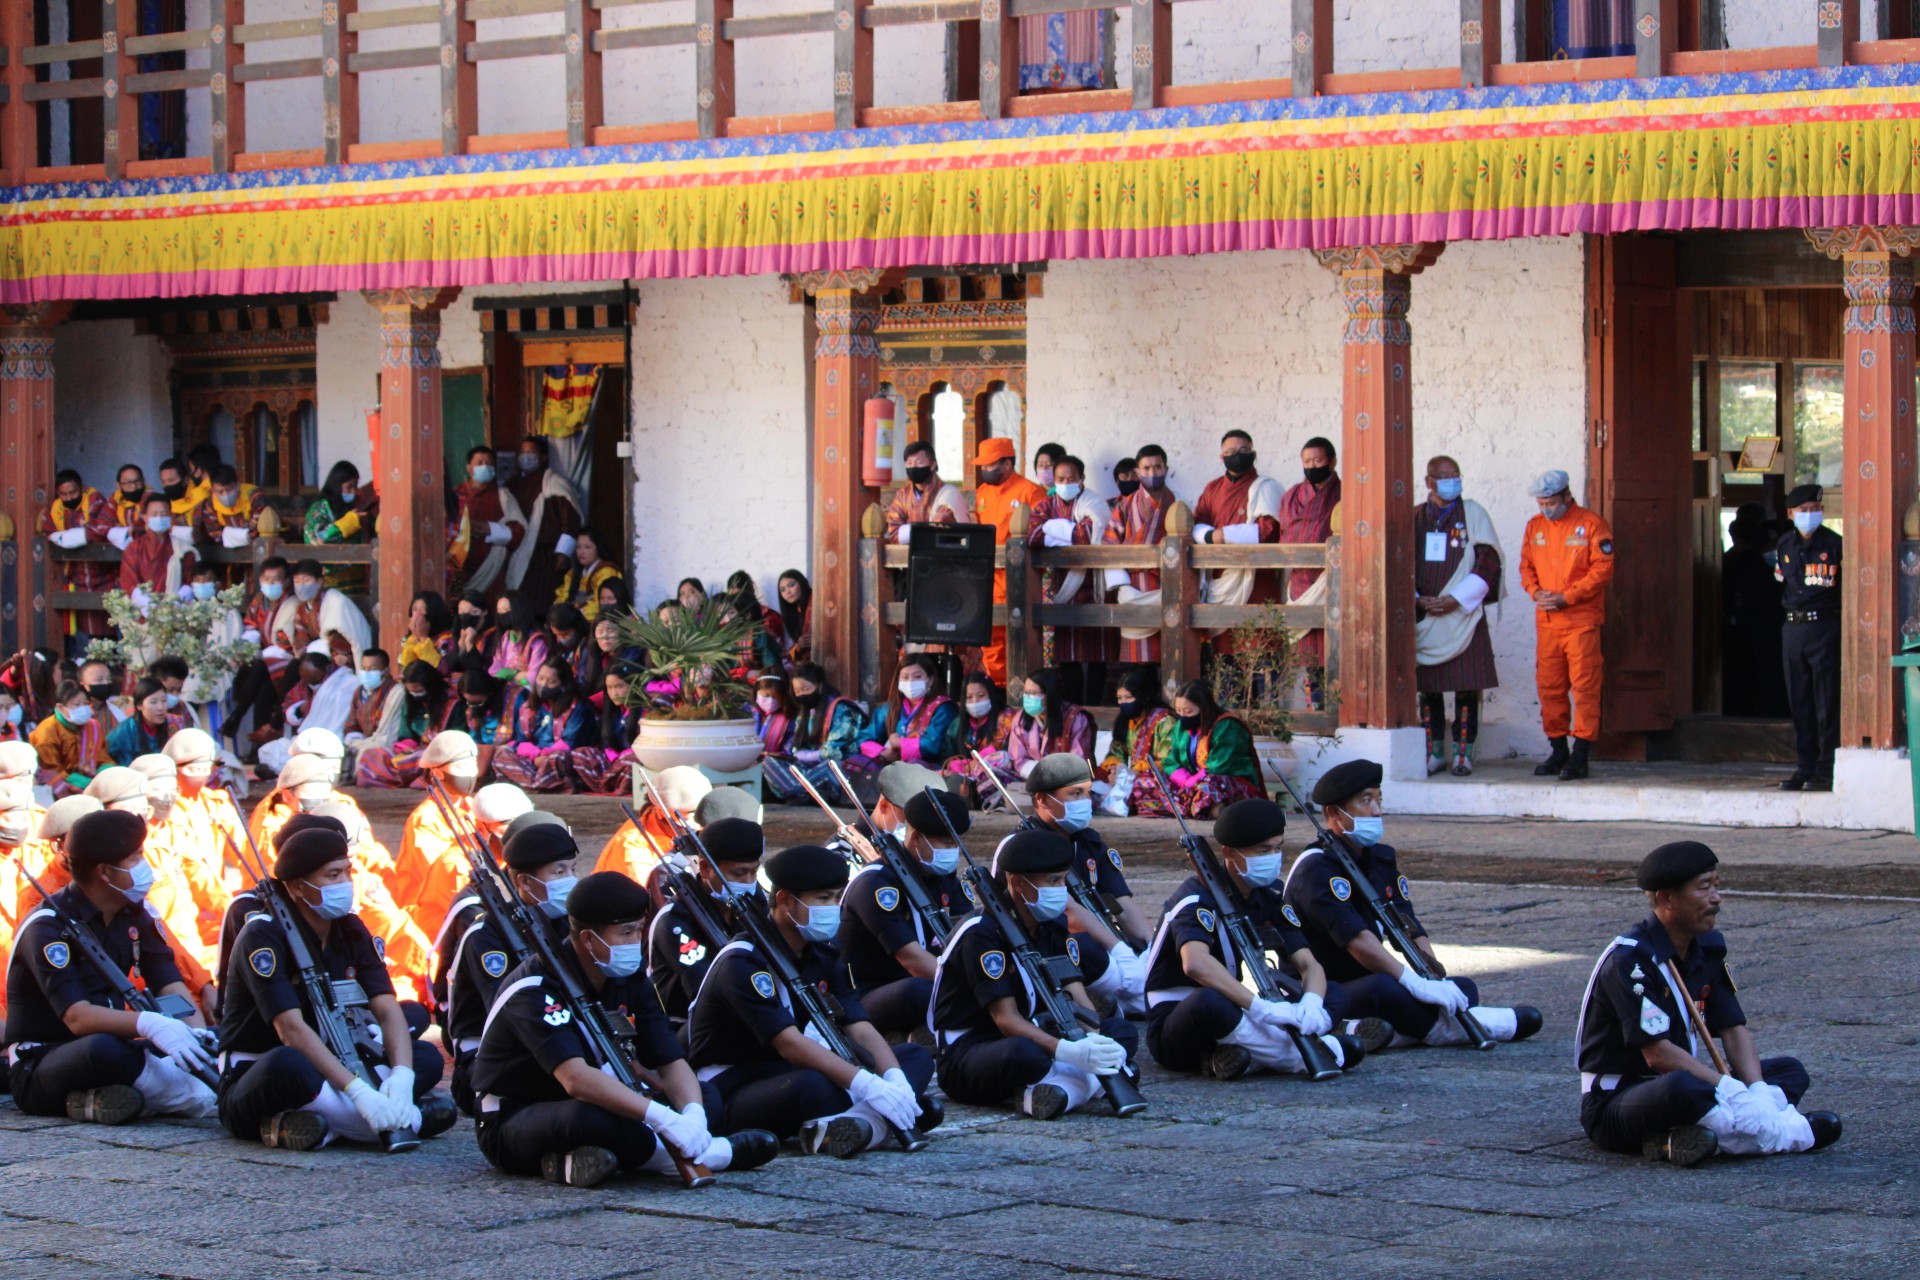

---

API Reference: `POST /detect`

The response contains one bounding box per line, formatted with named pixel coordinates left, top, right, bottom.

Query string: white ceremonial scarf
left=1415, top=498, right=1504, bottom=667
left=1048, top=490, right=1112, bottom=605
left=1203, top=475, right=1286, bottom=623
left=506, top=468, right=584, bottom=590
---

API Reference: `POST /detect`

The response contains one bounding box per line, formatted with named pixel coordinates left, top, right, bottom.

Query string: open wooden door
left=1586, top=235, right=1694, bottom=747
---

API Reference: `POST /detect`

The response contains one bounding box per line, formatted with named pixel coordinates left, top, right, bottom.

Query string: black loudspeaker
left=905, top=523, right=996, bottom=647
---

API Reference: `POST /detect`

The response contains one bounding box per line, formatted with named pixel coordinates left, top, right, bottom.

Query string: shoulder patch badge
left=1629, top=963, right=1645, bottom=980
left=676, top=931, right=708, bottom=967
left=1639, top=996, right=1671, bottom=1037
left=875, top=886, right=900, bottom=912
left=541, top=992, right=572, bottom=1027
left=1195, top=907, right=1217, bottom=933
left=1108, top=848, right=1124, bottom=871
left=1282, top=904, right=1302, bottom=927
left=372, top=936, right=386, bottom=959
left=481, top=950, right=508, bottom=978
left=961, top=879, right=979, bottom=906
left=751, top=971, right=778, bottom=1000
left=1329, top=876, right=1352, bottom=902
left=1065, top=936, right=1081, bottom=967
left=1599, top=538, right=1613, bottom=555
left=249, top=947, right=276, bottom=979
left=1397, top=875, right=1411, bottom=900
left=981, top=950, right=1007, bottom=980
left=42, top=940, right=70, bottom=970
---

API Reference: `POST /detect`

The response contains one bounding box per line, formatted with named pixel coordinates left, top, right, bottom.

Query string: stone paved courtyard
left=3, top=795, right=1916, bottom=1279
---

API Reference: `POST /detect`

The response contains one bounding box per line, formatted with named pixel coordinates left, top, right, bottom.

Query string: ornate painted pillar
left=1806, top=227, right=1918, bottom=750
left=1311, top=244, right=1442, bottom=730
left=0, top=302, right=70, bottom=655
left=798, top=269, right=900, bottom=695
left=364, top=287, right=460, bottom=653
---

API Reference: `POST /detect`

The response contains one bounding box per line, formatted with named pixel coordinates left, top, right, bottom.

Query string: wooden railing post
left=439, top=0, right=473, bottom=154
left=978, top=0, right=1016, bottom=120
left=857, top=503, right=891, bottom=705
left=1879, top=0, right=1915, bottom=39
left=0, top=303, right=70, bottom=656
left=210, top=0, right=246, bottom=172
left=1321, top=534, right=1342, bottom=717
left=1131, top=0, right=1170, bottom=111
left=695, top=0, right=734, bottom=140
left=1633, top=0, right=1676, bottom=78
left=322, top=0, right=360, bottom=166
left=832, top=0, right=871, bottom=131
left=1513, top=0, right=1547, bottom=63
left=1818, top=0, right=1860, bottom=67
left=564, top=0, right=602, bottom=149
left=1004, top=502, right=1038, bottom=684
left=1159, top=501, right=1200, bottom=697
left=1290, top=0, right=1331, bottom=99
left=1460, top=0, right=1499, bottom=88
left=102, top=0, right=138, bottom=180
left=1, top=0, right=32, bottom=183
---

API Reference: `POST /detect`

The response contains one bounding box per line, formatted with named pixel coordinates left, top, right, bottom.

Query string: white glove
left=1247, top=996, right=1304, bottom=1030
left=1054, top=1032, right=1126, bottom=1075
left=129, top=587, right=152, bottom=612
left=644, top=1101, right=710, bottom=1159
left=677, top=1103, right=711, bottom=1159
left=1041, top=517, right=1076, bottom=547
left=379, top=1065, right=415, bottom=1108
left=1296, top=990, right=1332, bottom=1036
left=896, top=526, right=912, bottom=545
left=106, top=525, right=132, bottom=551
left=847, top=1068, right=889, bottom=1109
left=1191, top=523, right=1215, bottom=544
left=1749, top=1082, right=1792, bottom=1113
left=135, top=1010, right=213, bottom=1074
left=1221, top=522, right=1262, bottom=545
left=553, top=533, right=577, bottom=558
left=176, top=585, right=196, bottom=602
left=242, top=628, right=262, bottom=644
left=346, top=1076, right=409, bottom=1132
left=1108, top=940, right=1137, bottom=965
left=1397, top=967, right=1470, bottom=1013
left=221, top=525, right=252, bottom=548
left=872, top=1067, right=924, bottom=1133
left=170, top=524, right=196, bottom=551
left=50, top=527, right=87, bottom=549
left=1714, top=1074, right=1748, bottom=1108
left=344, top=732, right=366, bottom=745
left=485, top=520, right=512, bottom=546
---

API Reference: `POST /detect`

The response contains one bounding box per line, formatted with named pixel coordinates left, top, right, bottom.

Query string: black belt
left=1785, top=610, right=1835, bottom=624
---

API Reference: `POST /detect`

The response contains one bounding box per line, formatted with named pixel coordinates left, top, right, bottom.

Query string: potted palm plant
left=607, top=600, right=765, bottom=775
left=1208, top=604, right=1304, bottom=788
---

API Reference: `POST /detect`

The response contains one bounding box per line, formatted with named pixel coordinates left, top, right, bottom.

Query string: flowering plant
left=86, top=586, right=260, bottom=692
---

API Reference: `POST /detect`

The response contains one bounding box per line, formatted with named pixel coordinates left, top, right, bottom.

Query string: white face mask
left=1055, top=482, right=1082, bottom=502
left=898, top=678, right=929, bottom=701
left=964, top=698, right=994, bottom=719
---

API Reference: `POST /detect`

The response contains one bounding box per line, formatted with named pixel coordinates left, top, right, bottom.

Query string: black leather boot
left=1559, top=738, right=1592, bottom=780
left=1533, top=737, right=1568, bottom=776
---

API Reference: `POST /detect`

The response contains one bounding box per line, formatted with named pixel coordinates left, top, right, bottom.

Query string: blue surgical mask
left=164, top=693, right=181, bottom=709
left=1435, top=477, right=1463, bottom=502
left=192, top=581, right=217, bottom=601
left=2, top=705, right=19, bottom=726
left=113, top=858, right=155, bottom=904
left=295, top=582, right=321, bottom=603
left=1028, top=884, right=1070, bottom=921
left=358, top=669, right=386, bottom=692
left=472, top=464, right=496, bottom=485
left=304, top=878, right=357, bottom=920
left=1021, top=694, right=1045, bottom=717
left=147, top=515, right=172, bottom=533
left=1240, top=851, right=1285, bottom=887
left=590, top=930, right=644, bottom=978
left=1793, top=510, right=1824, bottom=535
left=339, top=487, right=357, bottom=504
left=720, top=876, right=760, bottom=901
left=1055, top=482, right=1082, bottom=502
left=926, top=846, right=959, bottom=876
left=1343, top=814, right=1385, bottom=848
left=1056, top=798, right=1094, bottom=832
left=535, top=874, right=577, bottom=920
left=797, top=901, right=841, bottom=943
left=262, top=581, right=285, bottom=601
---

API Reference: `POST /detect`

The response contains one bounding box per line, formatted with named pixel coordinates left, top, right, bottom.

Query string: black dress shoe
left=1206, top=1043, right=1253, bottom=1081
left=1511, top=1006, right=1545, bottom=1041
left=1806, top=774, right=1833, bottom=793
left=1331, top=1033, right=1366, bottom=1071
left=1533, top=738, right=1569, bottom=776
left=915, top=1094, right=945, bottom=1131
left=417, top=1093, right=459, bottom=1140
left=1808, top=1111, right=1843, bottom=1150
left=1644, top=1123, right=1718, bottom=1168
left=1781, top=771, right=1810, bottom=792
left=725, top=1128, right=779, bottom=1171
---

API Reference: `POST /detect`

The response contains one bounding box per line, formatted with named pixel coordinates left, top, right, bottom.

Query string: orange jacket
left=593, top=807, right=675, bottom=884
left=974, top=475, right=1049, bottom=604
left=393, top=794, right=472, bottom=941
left=1519, top=502, right=1616, bottom=628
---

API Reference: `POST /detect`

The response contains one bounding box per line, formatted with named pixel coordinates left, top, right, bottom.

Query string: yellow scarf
left=210, top=482, right=258, bottom=523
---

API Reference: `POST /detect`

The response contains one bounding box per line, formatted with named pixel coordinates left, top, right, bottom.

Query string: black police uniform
left=213, top=887, right=266, bottom=1022
left=442, top=904, right=564, bottom=1114
left=4, top=886, right=183, bottom=1114
left=1576, top=914, right=1807, bottom=1154
left=684, top=936, right=935, bottom=1139
left=1064, top=825, right=1135, bottom=907
left=216, top=907, right=443, bottom=1139
left=647, top=887, right=744, bottom=1025
left=430, top=886, right=484, bottom=1035
left=929, top=911, right=1133, bottom=1107
left=1775, top=526, right=1843, bottom=781
left=1283, top=840, right=1478, bottom=1039
left=837, top=856, right=969, bottom=1034
left=469, top=953, right=692, bottom=1176
left=1141, top=874, right=1331, bottom=1072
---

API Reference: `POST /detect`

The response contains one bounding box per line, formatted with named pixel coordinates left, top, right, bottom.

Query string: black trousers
left=1420, top=691, right=1481, bottom=750
left=450, top=1048, right=477, bottom=1117
left=1783, top=620, right=1841, bottom=774
left=1335, top=973, right=1479, bottom=1040
left=1582, top=1057, right=1809, bottom=1154
left=1145, top=982, right=1361, bottom=1071
left=8, top=1035, right=148, bottom=1115
left=706, top=1042, right=935, bottom=1140
left=855, top=977, right=935, bottom=1037
left=478, top=1100, right=659, bottom=1175
left=939, top=1015, right=1138, bottom=1107
left=217, top=1040, right=444, bottom=1141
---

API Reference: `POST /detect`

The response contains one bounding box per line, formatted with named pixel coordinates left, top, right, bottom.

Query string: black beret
left=503, top=811, right=568, bottom=846
left=700, top=817, right=764, bottom=865
left=1637, top=841, right=1719, bottom=892
left=996, top=828, right=1074, bottom=875
left=274, top=813, right=346, bottom=853
left=1311, top=759, right=1383, bottom=808
left=1784, top=483, right=1823, bottom=509
left=566, top=870, right=652, bottom=926
left=905, top=789, right=970, bottom=839
left=764, top=844, right=850, bottom=894
left=503, top=820, right=579, bottom=872
left=1213, top=798, right=1287, bottom=849
left=275, top=828, right=351, bottom=881
left=67, top=809, right=147, bottom=877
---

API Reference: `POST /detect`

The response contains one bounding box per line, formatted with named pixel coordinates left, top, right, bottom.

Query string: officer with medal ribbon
left=1575, top=840, right=1841, bottom=1165
left=1025, top=753, right=1150, bottom=1013
left=648, top=816, right=764, bottom=1025
left=1774, top=483, right=1842, bottom=792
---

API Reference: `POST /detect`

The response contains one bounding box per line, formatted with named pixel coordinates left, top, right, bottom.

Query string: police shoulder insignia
left=1065, top=937, right=1081, bottom=966
left=541, top=992, right=572, bottom=1027
left=481, top=950, right=508, bottom=978
left=249, top=947, right=276, bottom=978
left=1329, top=876, right=1352, bottom=902
left=1282, top=904, right=1302, bottom=927
left=676, top=931, right=707, bottom=967
left=1108, top=848, right=1124, bottom=871
left=751, top=971, right=778, bottom=1000
left=1629, top=963, right=1645, bottom=980
left=1195, top=907, right=1217, bottom=933
left=42, top=940, right=70, bottom=970
left=981, top=950, right=1007, bottom=980
left=1638, top=996, right=1671, bottom=1037
left=875, top=886, right=900, bottom=912
left=1599, top=538, right=1614, bottom=555
left=372, top=936, right=386, bottom=959
left=961, top=879, right=979, bottom=906
left=1397, top=875, right=1411, bottom=900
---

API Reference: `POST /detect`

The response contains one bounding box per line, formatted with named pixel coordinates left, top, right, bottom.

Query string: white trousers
left=133, top=1053, right=217, bottom=1119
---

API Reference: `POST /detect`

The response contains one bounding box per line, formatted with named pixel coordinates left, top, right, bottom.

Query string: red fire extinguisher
left=862, top=397, right=896, bottom=487
left=365, top=408, right=382, bottom=487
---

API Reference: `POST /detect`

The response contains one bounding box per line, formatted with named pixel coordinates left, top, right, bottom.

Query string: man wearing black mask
left=107, top=465, right=148, bottom=545
left=156, top=456, right=196, bottom=521
left=1109, top=456, right=1138, bottom=513
left=77, top=660, right=121, bottom=726
left=882, top=440, right=970, bottom=545
left=1193, top=431, right=1285, bottom=658
left=1278, top=436, right=1342, bottom=678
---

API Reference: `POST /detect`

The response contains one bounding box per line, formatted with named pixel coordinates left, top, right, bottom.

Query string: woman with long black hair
left=304, top=460, right=373, bottom=592
left=353, top=660, right=452, bottom=789
left=1136, top=678, right=1264, bottom=820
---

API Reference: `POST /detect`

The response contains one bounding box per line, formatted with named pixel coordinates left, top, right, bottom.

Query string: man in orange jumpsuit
left=391, top=730, right=483, bottom=940
left=1518, top=469, right=1615, bottom=781
left=972, top=436, right=1048, bottom=685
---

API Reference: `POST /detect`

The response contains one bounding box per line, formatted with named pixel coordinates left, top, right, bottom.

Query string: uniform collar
left=1632, top=913, right=1724, bottom=964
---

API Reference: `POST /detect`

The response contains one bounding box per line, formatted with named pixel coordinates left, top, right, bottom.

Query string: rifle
left=807, top=760, right=949, bottom=949
left=222, top=826, right=422, bottom=1152
left=648, top=781, right=928, bottom=1152
left=967, top=749, right=1139, bottom=950
left=7, top=856, right=221, bottom=1091
left=617, top=798, right=731, bottom=954
left=918, top=785, right=1148, bottom=1118
left=428, top=777, right=714, bottom=1187
left=1270, top=769, right=1493, bottom=1051
left=1143, top=764, right=1342, bottom=1081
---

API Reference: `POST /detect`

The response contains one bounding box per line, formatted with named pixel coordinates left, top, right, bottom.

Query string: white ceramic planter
left=632, top=717, right=764, bottom=776
left=1253, top=735, right=1298, bottom=785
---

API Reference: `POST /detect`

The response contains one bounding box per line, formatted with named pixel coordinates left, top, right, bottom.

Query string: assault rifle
left=918, top=785, right=1148, bottom=1117
left=7, top=856, right=221, bottom=1091
left=1144, top=764, right=1342, bottom=1081
left=802, top=760, right=949, bottom=949
left=430, top=777, right=713, bottom=1187
left=648, top=783, right=928, bottom=1152
left=223, top=826, right=421, bottom=1152
left=618, top=798, right=732, bottom=955
left=1271, top=769, right=1493, bottom=1051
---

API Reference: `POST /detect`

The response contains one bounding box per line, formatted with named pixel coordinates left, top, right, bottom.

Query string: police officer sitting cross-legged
left=648, top=816, right=763, bottom=1027
left=687, top=844, right=937, bottom=1157
left=469, top=870, right=777, bottom=1188
left=5, top=809, right=219, bottom=1124
left=931, top=828, right=1139, bottom=1119
left=1143, top=800, right=1374, bottom=1081
left=1283, top=760, right=1542, bottom=1049
left=837, top=789, right=973, bottom=1037
left=1025, top=753, right=1150, bottom=1014
left=1576, top=841, right=1841, bottom=1166
left=433, top=809, right=563, bottom=1067
left=1776, top=484, right=1842, bottom=792
left=442, top=815, right=578, bottom=1115
left=217, top=826, right=456, bottom=1150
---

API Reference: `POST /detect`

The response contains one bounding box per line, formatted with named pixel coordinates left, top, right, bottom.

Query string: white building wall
left=1025, top=236, right=1588, bottom=757
left=53, top=320, right=174, bottom=488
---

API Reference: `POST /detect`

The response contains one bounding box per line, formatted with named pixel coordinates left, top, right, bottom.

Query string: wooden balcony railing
left=2, top=0, right=1914, bottom=186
